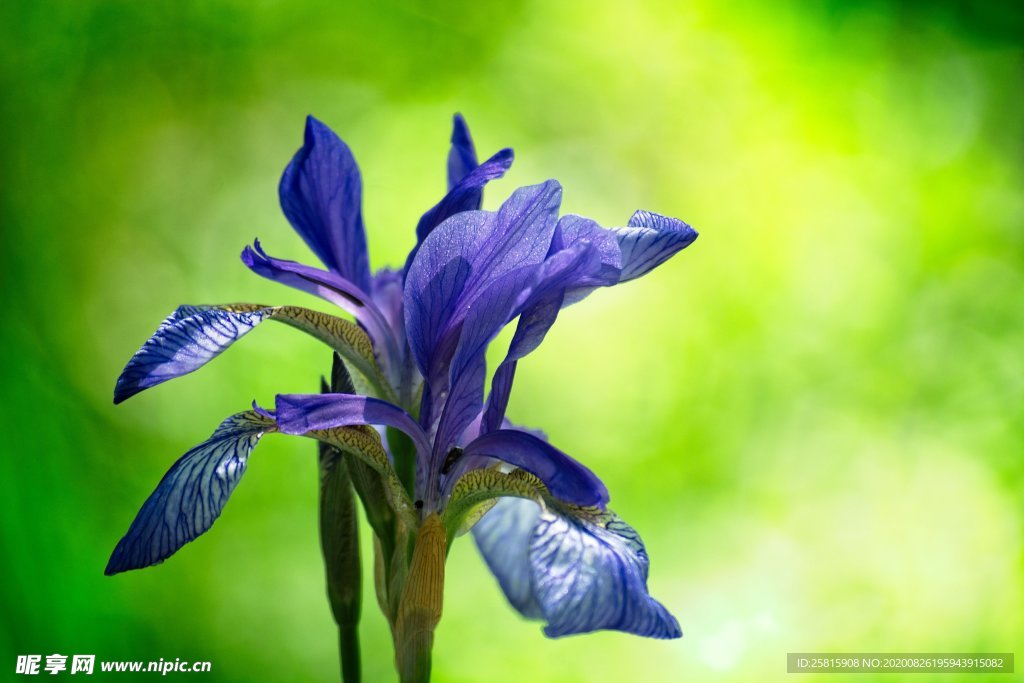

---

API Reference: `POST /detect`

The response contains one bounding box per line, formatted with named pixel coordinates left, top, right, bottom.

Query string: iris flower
left=107, top=114, right=697, bottom=683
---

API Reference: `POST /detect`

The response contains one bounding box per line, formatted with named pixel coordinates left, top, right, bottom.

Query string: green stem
left=338, top=625, right=361, bottom=683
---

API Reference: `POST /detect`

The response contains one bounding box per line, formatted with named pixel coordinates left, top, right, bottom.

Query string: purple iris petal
left=557, top=215, right=625, bottom=289
left=404, top=180, right=563, bottom=429
left=617, top=210, right=698, bottom=282
left=471, top=496, right=544, bottom=619
left=405, top=147, right=514, bottom=274
left=447, top=113, right=478, bottom=191
left=473, top=497, right=681, bottom=639
left=369, top=268, right=406, bottom=344
left=105, top=412, right=273, bottom=574
left=115, top=306, right=267, bottom=404
left=462, top=429, right=608, bottom=508
left=481, top=211, right=698, bottom=428
left=274, top=392, right=430, bottom=460
left=430, top=264, right=539, bottom=461
left=241, top=241, right=399, bottom=368
left=279, top=115, right=371, bottom=291
left=479, top=240, right=602, bottom=433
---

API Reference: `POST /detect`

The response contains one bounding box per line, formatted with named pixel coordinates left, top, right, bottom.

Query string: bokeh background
left=2, top=1, right=1022, bottom=681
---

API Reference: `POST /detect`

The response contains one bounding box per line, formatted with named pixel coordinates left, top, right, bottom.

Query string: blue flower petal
left=447, top=113, right=478, bottom=190
left=479, top=240, right=601, bottom=433
left=531, top=505, right=681, bottom=638
left=274, top=392, right=431, bottom=461
left=462, top=428, right=608, bottom=507
left=474, top=497, right=681, bottom=639
left=241, top=241, right=400, bottom=367
left=105, top=411, right=274, bottom=574
left=406, top=148, right=514, bottom=273
left=404, top=181, right=562, bottom=430
left=472, top=496, right=544, bottom=619
left=479, top=212, right=698, bottom=427
left=618, top=210, right=698, bottom=282
left=114, top=306, right=267, bottom=404
left=279, top=115, right=371, bottom=291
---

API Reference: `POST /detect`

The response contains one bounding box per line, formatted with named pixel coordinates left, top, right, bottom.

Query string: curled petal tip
left=251, top=400, right=275, bottom=421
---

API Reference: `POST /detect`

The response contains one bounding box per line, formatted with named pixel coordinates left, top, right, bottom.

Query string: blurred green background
left=2, top=1, right=1022, bottom=681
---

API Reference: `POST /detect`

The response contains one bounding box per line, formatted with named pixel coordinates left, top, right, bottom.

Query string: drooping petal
left=274, top=393, right=431, bottom=463
left=105, top=411, right=275, bottom=574
left=617, top=210, right=698, bottom=282
left=241, top=241, right=401, bottom=372
left=113, top=304, right=390, bottom=404
left=404, top=181, right=563, bottom=426
left=462, top=429, right=608, bottom=508
left=531, top=505, right=681, bottom=638
left=480, top=211, right=698, bottom=427
left=471, top=496, right=544, bottom=618
left=473, top=497, right=681, bottom=639
left=279, top=115, right=371, bottom=291
left=447, top=113, right=478, bottom=190
left=479, top=240, right=601, bottom=433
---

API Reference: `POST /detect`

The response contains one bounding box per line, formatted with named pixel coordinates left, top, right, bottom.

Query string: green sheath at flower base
left=394, top=514, right=446, bottom=683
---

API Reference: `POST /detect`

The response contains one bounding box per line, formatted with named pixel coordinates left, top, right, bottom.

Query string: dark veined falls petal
left=474, top=497, right=680, bottom=639
left=617, top=210, right=698, bottom=282
left=105, top=411, right=276, bottom=574
left=279, top=115, right=372, bottom=291
left=447, top=113, right=478, bottom=190
left=471, top=496, right=544, bottom=619
left=530, top=505, right=681, bottom=638
left=461, top=429, right=608, bottom=508
left=113, top=304, right=390, bottom=404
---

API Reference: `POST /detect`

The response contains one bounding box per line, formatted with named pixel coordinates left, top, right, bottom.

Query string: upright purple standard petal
left=473, top=497, right=681, bottom=639
left=279, top=115, right=372, bottom=291
left=447, top=113, right=478, bottom=190
left=105, top=411, right=275, bottom=574
left=405, top=148, right=514, bottom=273
left=481, top=212, right=699, bottom=429
left=404, top=181, right=563, bottom=430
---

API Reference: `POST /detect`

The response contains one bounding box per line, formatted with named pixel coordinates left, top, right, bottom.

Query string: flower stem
left=338, top=625, right=361, bottom=683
